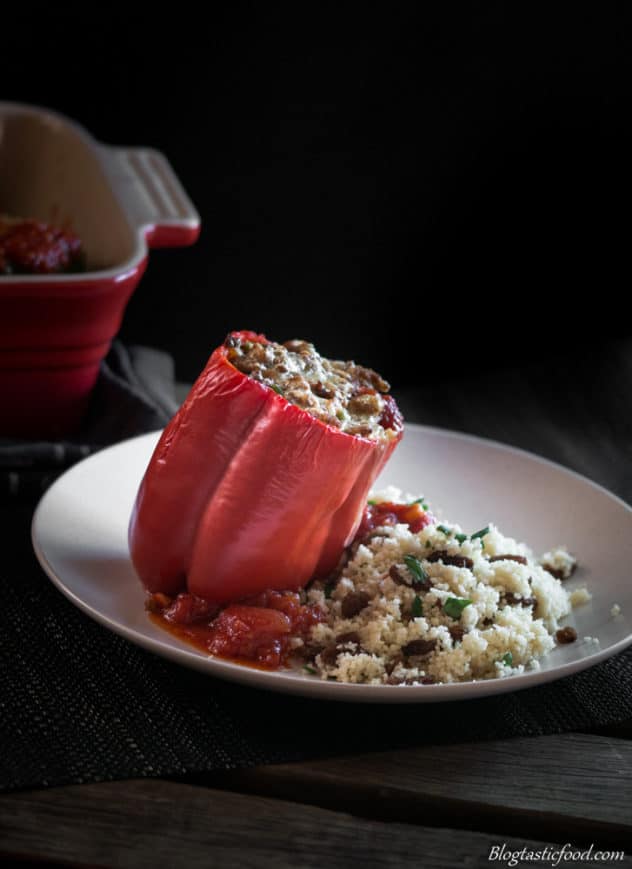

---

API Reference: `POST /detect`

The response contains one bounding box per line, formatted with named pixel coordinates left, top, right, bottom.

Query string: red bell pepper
left=129, top=331, right=403, bottom=603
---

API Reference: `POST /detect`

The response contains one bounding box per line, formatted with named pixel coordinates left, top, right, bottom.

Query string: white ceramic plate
left=32, top=426, right=632, bottom=704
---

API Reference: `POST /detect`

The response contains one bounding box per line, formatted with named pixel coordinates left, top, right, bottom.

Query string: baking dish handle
left=100, top=146, right=201, bottom=249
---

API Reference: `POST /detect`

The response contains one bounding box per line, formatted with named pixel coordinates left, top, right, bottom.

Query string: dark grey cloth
left=1, top=341, right=631, bottom=794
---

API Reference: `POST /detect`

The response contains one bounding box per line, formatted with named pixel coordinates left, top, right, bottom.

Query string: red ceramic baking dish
left=0, top=102, right=200, bottom=439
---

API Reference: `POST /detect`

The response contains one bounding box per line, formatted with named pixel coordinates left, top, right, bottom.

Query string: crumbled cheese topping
left=226, top=336, right=393, bottom=438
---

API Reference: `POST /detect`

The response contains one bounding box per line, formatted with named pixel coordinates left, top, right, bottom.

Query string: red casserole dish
left=0, top=102, right=200, bottom=438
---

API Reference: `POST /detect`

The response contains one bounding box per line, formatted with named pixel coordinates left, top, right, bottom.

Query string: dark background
left=6, top=6, right=631, bottom=386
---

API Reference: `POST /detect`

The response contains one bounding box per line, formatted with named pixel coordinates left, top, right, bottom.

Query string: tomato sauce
left=0, top=217, right=84, bottom=275
left=355, top=500, right=432, bottom=537
left=147, top=588, right=324, bottom=670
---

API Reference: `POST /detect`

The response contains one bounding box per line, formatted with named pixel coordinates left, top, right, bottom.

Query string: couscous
left=298, top=487, right=589, bottom=685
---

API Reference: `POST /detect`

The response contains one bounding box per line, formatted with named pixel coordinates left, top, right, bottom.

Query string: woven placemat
left=2, top=514, right=632, bottom=793
left=2, top=344, right=631, bottom=793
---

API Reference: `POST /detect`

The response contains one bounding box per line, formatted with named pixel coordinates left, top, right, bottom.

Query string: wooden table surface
left=2, top=340, right=632, bottom=868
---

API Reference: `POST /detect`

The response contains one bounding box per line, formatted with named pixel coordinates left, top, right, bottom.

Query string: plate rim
left=31, top=424, right=632, bottom=704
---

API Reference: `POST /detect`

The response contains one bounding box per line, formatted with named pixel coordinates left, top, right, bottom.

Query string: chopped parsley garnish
left=270, top=384, right=284, bottom=395
left=443, top=597, right=472, bottom=619
left=410, top=497, right=425, bottom=505
left=404, top=554, right=428, bottom=584
left=411, top=595, right=423, bottom=618
left=425, top=540, right=432, bottom=548
left=470, top=526, right=490, bottom=541
left=303, top=665, right=317, bottom=675
left=336, top=409, right=346, bottom=421
left=501, top=652, right=513, bottom=667
left=367, top=500, right=377, bottom=506
left=455, top=533, right=468, bottom=544
left=437, top=525, right=452, bottom=536
left=324, top=582, right=334, bottom=599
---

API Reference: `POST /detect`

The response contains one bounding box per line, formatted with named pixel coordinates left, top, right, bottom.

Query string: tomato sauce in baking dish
left=0, top=215, right=84, bottom=274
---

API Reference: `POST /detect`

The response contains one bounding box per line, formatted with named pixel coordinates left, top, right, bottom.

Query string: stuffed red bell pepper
left=129, top=331, right=403, bottom=603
